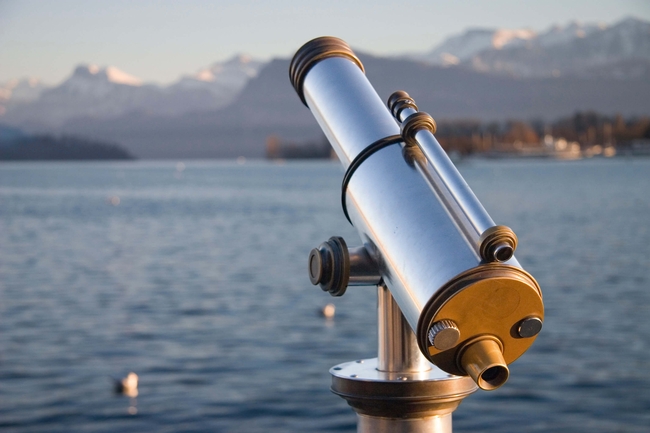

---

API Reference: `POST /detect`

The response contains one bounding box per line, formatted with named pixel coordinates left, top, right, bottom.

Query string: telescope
left=290, top=37, right=544, bottom=431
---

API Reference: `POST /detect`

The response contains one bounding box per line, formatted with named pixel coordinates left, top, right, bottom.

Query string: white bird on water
left=113, top=372, right=138, bottom=397
left=321, top=303, right=336, bottom=319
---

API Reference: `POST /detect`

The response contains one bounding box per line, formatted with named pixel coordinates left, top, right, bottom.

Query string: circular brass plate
left=417, top=264, right=544, bottom=377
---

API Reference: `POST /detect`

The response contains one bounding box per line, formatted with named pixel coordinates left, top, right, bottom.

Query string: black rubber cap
left=289, top=37, right=364, bottom=106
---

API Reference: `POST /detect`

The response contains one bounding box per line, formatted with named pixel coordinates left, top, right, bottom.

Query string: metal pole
left=356, top=413, right=451, bottom=433
left=377, top=284, right=430, bottom=374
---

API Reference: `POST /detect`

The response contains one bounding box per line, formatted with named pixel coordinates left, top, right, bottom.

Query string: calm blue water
left=1, top=158, right=649, bottom=432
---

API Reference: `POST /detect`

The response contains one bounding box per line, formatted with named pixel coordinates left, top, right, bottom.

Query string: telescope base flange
left=331, top=358, right=477, bottom=432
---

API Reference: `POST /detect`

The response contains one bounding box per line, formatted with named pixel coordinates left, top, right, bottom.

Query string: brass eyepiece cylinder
left=459, top=337, right=509, bottom=391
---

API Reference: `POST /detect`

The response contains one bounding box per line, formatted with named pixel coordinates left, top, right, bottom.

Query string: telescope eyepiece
left=480, top=365, right=509, bottom=389
left=459, top=337, right=510, bottom=391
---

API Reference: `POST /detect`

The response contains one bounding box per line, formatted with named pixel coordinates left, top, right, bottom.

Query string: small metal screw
left=517, top=317, right=543, bottom=338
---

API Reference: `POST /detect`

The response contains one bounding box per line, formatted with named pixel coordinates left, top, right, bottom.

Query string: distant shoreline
left=0, top=134, right=134, bottom=161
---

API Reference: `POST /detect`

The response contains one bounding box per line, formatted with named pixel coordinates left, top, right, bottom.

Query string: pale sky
left=1, top=0, right=649, bottom=85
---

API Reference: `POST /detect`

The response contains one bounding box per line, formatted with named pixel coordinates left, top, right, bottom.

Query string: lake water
left=1, top=158, right=649, bottom=432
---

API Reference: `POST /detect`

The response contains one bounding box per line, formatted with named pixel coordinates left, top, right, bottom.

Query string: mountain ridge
left=0, top=55, right=266, bottom=128
left=410, top=17, right=650, bottom=78
left=53, top=52, right=650, bottom=159
left=1, top=16, right=649, bottom=158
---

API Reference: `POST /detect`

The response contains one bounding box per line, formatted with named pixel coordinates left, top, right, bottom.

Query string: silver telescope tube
left=290, top=37, right=543, bottom=390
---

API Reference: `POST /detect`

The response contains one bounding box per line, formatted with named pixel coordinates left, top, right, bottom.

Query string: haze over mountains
left=1, top=17, right=649, bottom=158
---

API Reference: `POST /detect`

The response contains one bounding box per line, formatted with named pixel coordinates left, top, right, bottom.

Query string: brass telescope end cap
left=289, top=37, right=364, bottom=106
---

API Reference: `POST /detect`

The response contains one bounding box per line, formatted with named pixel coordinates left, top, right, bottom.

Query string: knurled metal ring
left=387, top=90, right=418, bottom=120
left=401, top=112, right=437, bottom=147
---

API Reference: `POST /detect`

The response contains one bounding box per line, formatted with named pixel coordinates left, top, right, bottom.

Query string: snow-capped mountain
left=172, top=54, right=263, bottom=98
left=0, top=78, right=46, bottom=116
left=59, top=65, right=143, bottom=97
left=165, top=54, right=264, bottom=113
left=3, top=65, right=161, bottom=127
left=413, top=17, right=650, bottom=78
left=1, top=55, right=265, bottom=128
left=536, top=21, right=605, bottom=47
left=417, top=28, right=536, bottom=66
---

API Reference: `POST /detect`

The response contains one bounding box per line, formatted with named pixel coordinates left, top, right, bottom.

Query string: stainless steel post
left=356, top=414, right=451, bottom=433
left=377, top=284, right=430, bottom=373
